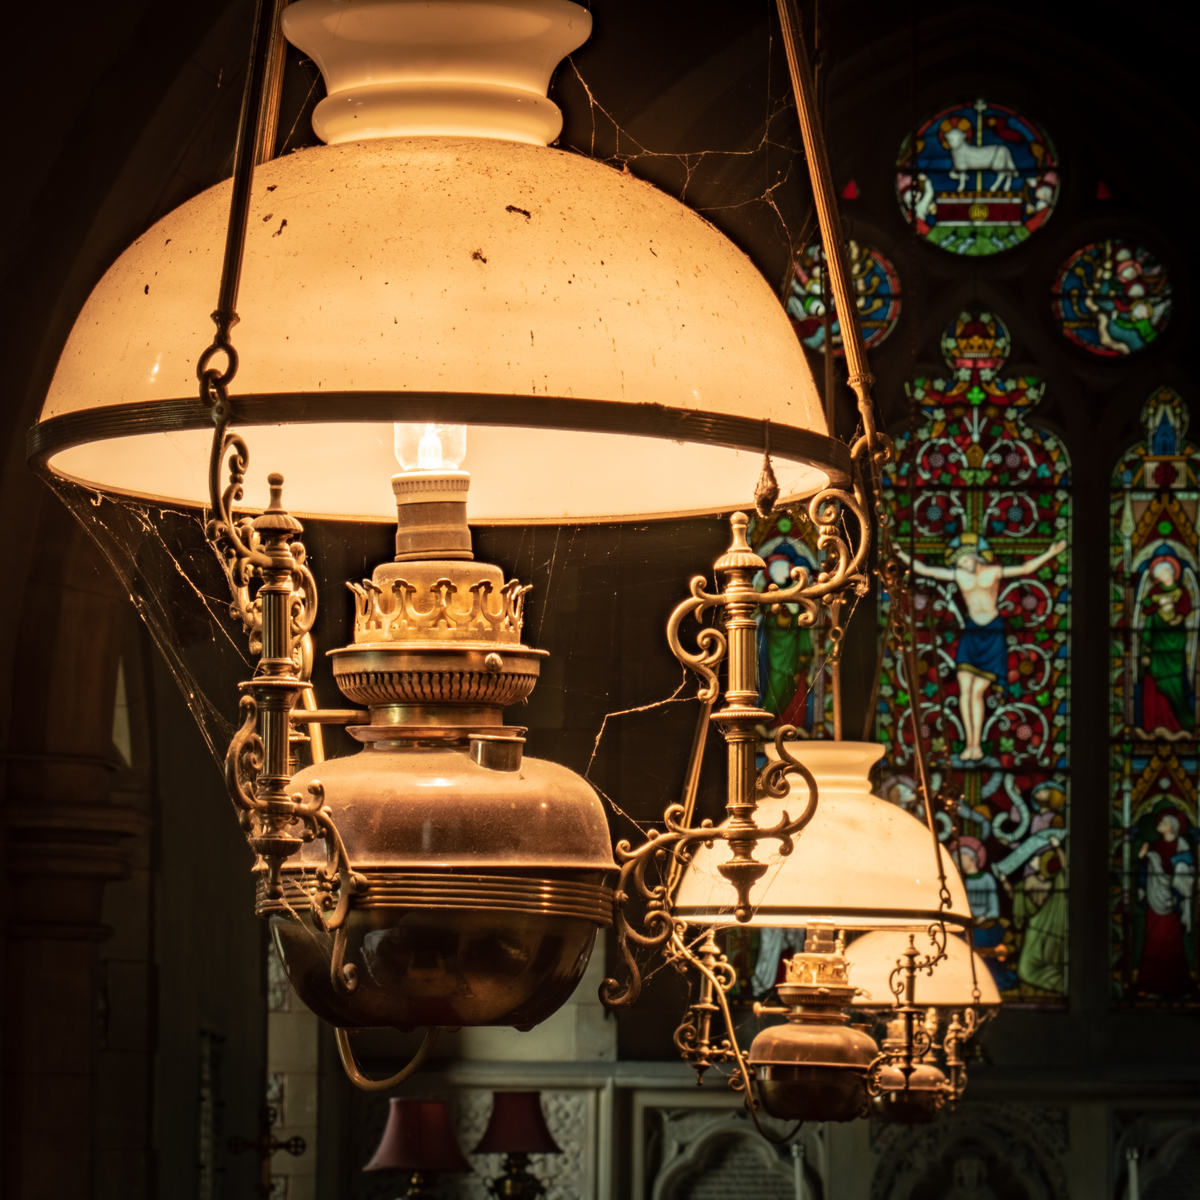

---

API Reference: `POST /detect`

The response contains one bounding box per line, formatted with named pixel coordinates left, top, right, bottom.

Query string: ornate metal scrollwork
left=206, top=424, right=362, bottom=964
left=669, top=927, right=738, bottom=1081
left=602, top=511, right=836, bottom=1010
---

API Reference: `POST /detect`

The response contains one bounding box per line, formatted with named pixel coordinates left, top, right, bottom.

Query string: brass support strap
left=335, top=1027, right=440, bottom=1093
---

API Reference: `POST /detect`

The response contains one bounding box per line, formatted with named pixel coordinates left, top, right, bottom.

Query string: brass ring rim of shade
left=752, top=1062, right=872, bottom=1076
left=676, top=905, right=972, bottom=929
left=27, top=390, right=853, bottom=520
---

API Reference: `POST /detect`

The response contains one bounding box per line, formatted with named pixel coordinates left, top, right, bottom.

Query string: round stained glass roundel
left=896, top=98, right=1058, bottom=256
left=786, top=240, right=902, bottom=354
left=1051, top=239, right=1172, bottom=356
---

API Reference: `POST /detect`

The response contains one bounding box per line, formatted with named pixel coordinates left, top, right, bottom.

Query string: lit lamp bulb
left=394, top=422, right=467, bottom=473
left=390, top=423, right=471, bottom=561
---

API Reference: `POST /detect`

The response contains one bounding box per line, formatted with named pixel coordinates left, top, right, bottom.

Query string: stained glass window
left=896, top=99, right=1058, bottom=256
left=1110, top=386, right=1200, bottom=1005
left=878, top=310, right=1071, bottom=1003
left=1052, top=240, right=1173, bottom=356
left=786, top=240, right=902, bottom=353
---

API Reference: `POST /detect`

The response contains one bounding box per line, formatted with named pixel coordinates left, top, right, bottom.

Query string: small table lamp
left=474, top=1091, right=562, bottom=1199
left=364, top=1099, right=472, bottom=1198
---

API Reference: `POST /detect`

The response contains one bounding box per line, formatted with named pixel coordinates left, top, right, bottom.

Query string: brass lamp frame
left=128, top=0, right=983, bottom=1107
left=209, top=446, right=365, bottom=995
left=598, top=505, right=864, bottom=1011
left=596, top=0, right=990, bottom=1128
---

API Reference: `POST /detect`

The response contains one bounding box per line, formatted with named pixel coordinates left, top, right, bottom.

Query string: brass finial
left=253, top=472, right=303, bottom=533
left=713, top=512, right=766, bottom=573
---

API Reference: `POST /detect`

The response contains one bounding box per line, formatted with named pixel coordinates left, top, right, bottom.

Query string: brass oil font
left=208, top=432, right=615, bottom=1087
left=748, top=925, right=879, bottom=1123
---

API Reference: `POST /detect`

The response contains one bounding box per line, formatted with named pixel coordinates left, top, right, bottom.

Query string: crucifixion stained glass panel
left=878, top=310, right=1071, bottom=1004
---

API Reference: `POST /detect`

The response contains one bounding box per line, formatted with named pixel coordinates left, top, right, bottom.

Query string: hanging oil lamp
left=27, top=0, right=850, bottom=1087
left=245, top=455, right=617, bottom=1057
left=747, top=924, right=878, bottom=1122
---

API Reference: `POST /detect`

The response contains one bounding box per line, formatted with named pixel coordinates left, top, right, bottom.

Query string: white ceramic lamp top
left=282, top=0, right=591, bottom=146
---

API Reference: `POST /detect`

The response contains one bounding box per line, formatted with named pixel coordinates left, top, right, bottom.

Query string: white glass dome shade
left=31, top=0, right=843, bottom=523
left=846, top=930, right=1001, bottom=1009
left=674, top=741, right=972, bottom=931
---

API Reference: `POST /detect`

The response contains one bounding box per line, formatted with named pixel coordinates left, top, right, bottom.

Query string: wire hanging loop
left=198, top=322, right=241, bottom=423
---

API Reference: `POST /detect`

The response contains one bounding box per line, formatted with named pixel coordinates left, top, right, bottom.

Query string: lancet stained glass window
left=1110, top=386, right=1200, bottom=1005
left=878, top=310, right=1071, bottom=1004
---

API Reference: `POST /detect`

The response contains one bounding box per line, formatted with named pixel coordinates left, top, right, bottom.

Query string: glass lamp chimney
left=395, top=422, right=467, bottom=471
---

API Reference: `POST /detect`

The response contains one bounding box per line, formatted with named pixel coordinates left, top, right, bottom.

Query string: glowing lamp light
left=848, top=929, right=1001, bottom=1009
left=395, top=422, right=467, bottom=472
left=28, top=0, right=844, bottom=524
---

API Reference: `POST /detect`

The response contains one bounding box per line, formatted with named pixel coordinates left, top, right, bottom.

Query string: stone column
left=1, top=511, right=144, bottom=1200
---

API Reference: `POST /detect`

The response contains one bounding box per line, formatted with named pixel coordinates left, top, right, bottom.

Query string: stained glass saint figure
left=749, top=512, right=830, bottom=736
left=1110, top=387, right=1200, bottom=1004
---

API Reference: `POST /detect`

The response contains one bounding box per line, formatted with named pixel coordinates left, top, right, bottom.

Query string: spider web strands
left=559, top=51, right=817, bottom=285
left=49, top=480, right=254, bottom=765
left=585, top=666, right=692, bottom=780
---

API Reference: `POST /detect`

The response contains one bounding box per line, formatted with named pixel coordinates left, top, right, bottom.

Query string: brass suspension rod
left=775, top=0, right=881, bottom=467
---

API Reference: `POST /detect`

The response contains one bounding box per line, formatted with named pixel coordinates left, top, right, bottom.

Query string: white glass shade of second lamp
left=847, top=930, right=1001, bottom=1010
left=30, top=0, right=844, bottom=523
left=674, top=741, right=973, bottom=931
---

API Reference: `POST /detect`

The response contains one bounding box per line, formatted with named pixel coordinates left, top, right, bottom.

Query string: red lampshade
left=364, top=1099, right=472, bottom=1173
left=473, top=1092, right=561, bottom=1155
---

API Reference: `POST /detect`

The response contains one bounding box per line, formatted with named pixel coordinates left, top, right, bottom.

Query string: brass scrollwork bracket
left=206, top=425, right=364, bottom=991
left=601, top=509, right=846, bottom=1012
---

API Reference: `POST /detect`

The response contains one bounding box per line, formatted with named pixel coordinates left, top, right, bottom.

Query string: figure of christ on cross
left=898, top=535, right=1068, bottom=761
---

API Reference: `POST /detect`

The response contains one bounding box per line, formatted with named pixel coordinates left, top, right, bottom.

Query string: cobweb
left=555, top=53, right=818, bottom=293
left=276, top=0, right=821, bottom=294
